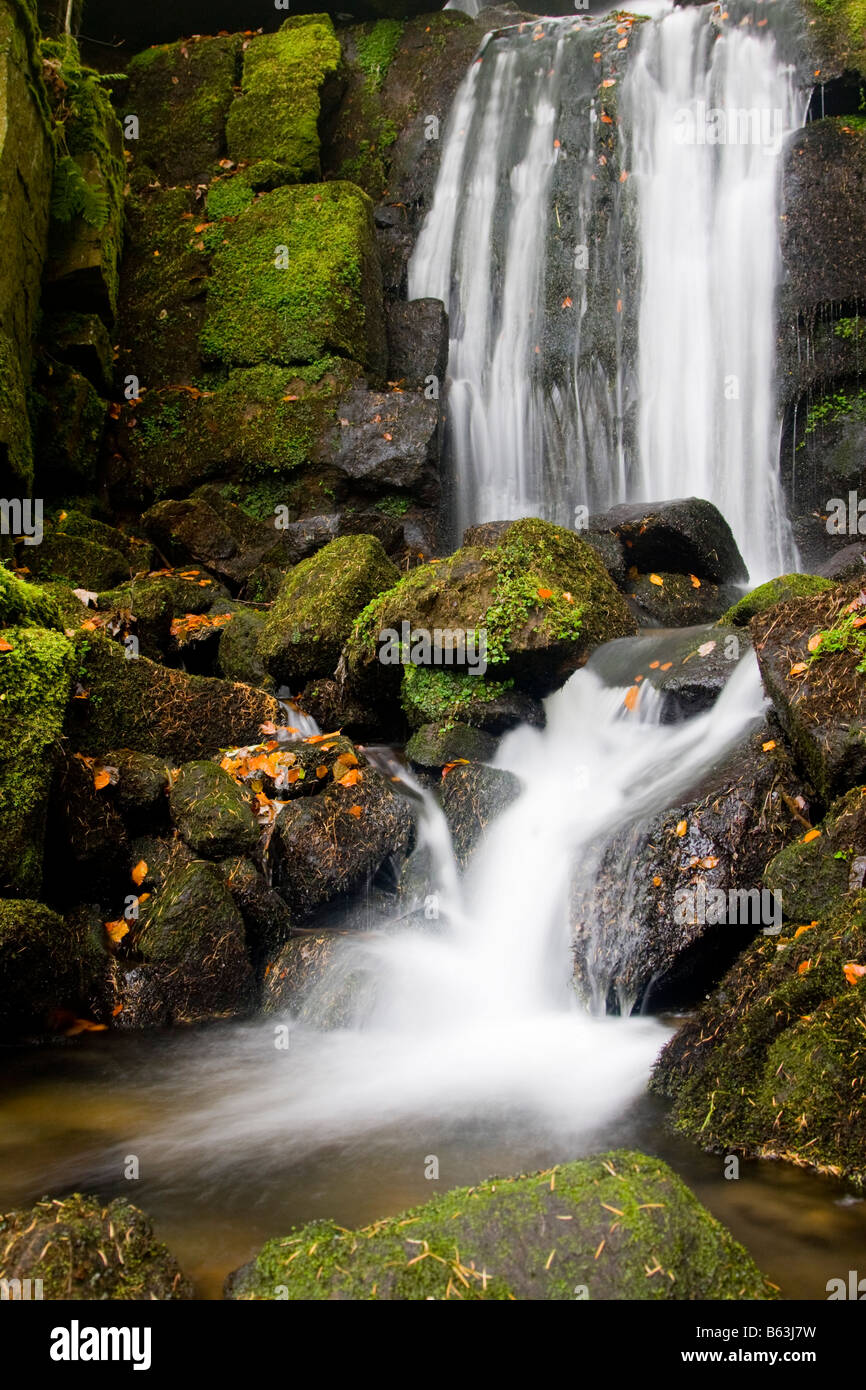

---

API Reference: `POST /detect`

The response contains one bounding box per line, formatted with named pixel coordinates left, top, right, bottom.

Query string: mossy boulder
left=719, top=573, right=835, bottom=627
left=753, top=583, right=866, bottom=801
left=96, top=572, right=230, bottom=661
left=123, top=34, right=241, bottom=186
left=400, top=664, right=543, bottom=735
left=273, top=767, right=412, bottom=917
left=200, top=182, right=386, bottom=374
left=259, top=533, right=399, bottom=688
left=226, top=17, right=342, bottom=184
left=217, top=605, right=271, bottom=688
left=24, top=529, right=130, bottom=591
left=343, top=517, right=636, bottom=710
left=169, top=760, right=260, bottom=858
left=42, top=309, right=113, bottom=392
left=625, top=571, right=735, bottom=628
left=0, top=567, right=63, bottom=630
left=0, top=626, right=74, bottom=896
left=65, top=632, right=280, bottom=761
left=217, top=855, right=294, bottom=964
left=29, top=357, right=107, bottom=492
left=806, top=1, right=866, bottom=79
left=106, top=748, right=171, bottom=824
left=0, top=899, right=93, bottom=1037
left=226, top=1149, right=773, bottom=1300
left=440, top=763, right=522, bottom=870
left=0, top=1194, right=192, bottom=1299
left=763, top=786, right=866, bottom=923
left=654, top=890, right=866, bottom=1188
left=405, top=721, right=497, bottom=770
left=131, top=860, right=255, bottom=1025
left=141, top=493, right=278, bottom=588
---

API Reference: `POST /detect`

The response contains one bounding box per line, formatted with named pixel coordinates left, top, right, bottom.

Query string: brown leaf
left=131, top=859, right=148, bottom=886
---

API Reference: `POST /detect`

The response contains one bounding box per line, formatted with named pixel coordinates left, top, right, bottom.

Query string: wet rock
left=817, top=544, right=866, bottom=583
left=217, top=856, right=295, bottom=964
left=625, top=572, right=736, bottom=628
left=29, top=357, right=107, bottom=493
left=718, top=573, right=834, bottom=627
left=753, top=583, right=866, bottom=801
left=324, top=383, right=440, bottom=503
left=572, top=725, right=807, bottom=1013
left=641, top=627, right=751, bottom=721
left=259, top=533, right=399, bottom=689
left=169, top=761, right=260, bottom=858
left=24, top=528, right=130, bottom=592
left=386, top=298, right=448, bottom=387
left=401, top=664, right=545, bottom=735
left=217, top=606, right=272, bottom=689
left=0, top=1193, right=193, bottom=1299
left=96, top=572, right=231, bottom=662
left=440, top=763, right=522, bottom=870
left=132, top=860, right=256, bottom=1024
left=226, top=1150, right=774, bottom=1300
left=0, top=626, right=74, bottom=897
left=0, top=899, right=95, bottom=1037
left=47, top=748, right=130, bottom=907
left=126, top=833, right=194, bottom=894
left=587, top=498, right=748, bottom=586
left=297, top=677, right=381, bottom=741
left=273, top=769, right=412, bottom=918
left=41, top=311, right=113, bottom=393
left=262, top=930, right=374, bottom=1026
left=406, top=722, right=497, bottom=770
left=106, top=749, right=171, bottom=826
left=781, top=119, right=866, bottom=317
left=653, top=891, right=866, bottom=1190
left=66, top=632, right=280, bottom=762
left=764, top=785, right=866, bottom=923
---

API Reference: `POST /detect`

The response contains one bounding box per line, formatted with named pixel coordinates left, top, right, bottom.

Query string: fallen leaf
left=338, top=769, right=363, bottom=787
left=797, top=960, right=811, bottom=975
left=93, top=769, right=111, bottom=791
left=660, top=662, right=673, bottom=672
left=675, top=820, right=688, bottom=837
left=789, top=662, right=808, bottom=676
left=0, top=638, right=13, bottom=652
left=794, top=923, right=815, bottom=939
left=689, top=575, right=701, bottom=589
left=105, top=919, right=129, bottom=944
left=807, top=633, right=823, bottom=653
left=537, top=587, right=553, bottom=600
left=649, top=574, right=664, bottom=587
left=844, top=962, right=866, bottom=984
left=623, top=684, right=640, bottom=712
left=762, top=740, right=776, bottom=752
left=348, top=804, right=363, bottom=818
left=652, top=876, right=662, bottom=887
left=697, top=641, right=716, bottom=657
left=131, top=859, right=148, bottom=886
left=315, top=764, right=329, bottom=778
left=801, top=828, right=821, bottom=844
left=64, top=1018, right=108, bottom=1036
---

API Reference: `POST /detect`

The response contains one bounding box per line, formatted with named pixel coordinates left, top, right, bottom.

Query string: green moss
left=356, top=19, right=403, bottom=92
left=764, top=786, right=866, bottom=922
left=807, top=0, right=866, bottom=75
left=0, top=626, right=74, bottom=895
left=375, top=493, right=410, bottom=517
left=401, top=666, right=514, bottom=730
left=0, top=566, right=63, bottom=629
left=122, top=35, right=240, bottom=185
left=802, top=386, right=866, bottom=439
left=258, top=533, right=399, bottom=688
left=169, top=761, right=259, bottom=857
left=718, top=574, right=834, bottom=628
left=655, top=890, right=866, bottom=1187
left=225, top=16, right=342, bottom=183
left=0, top=1193, right=192, bottom=1299
left=206, top=174, right=255, bottom=222
left=227, top=1149, right=773, bottom=1301
left=200, top=181, right=386, bottom=373
left=25, top=530, right=129, bottom=590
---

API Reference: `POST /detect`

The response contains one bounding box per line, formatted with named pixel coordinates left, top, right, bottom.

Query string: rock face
left=571, top=725, right=807, bottom=1014
left=654, top=890, right=866, bottom=1190
left=225, top=1150, right=774, bottom=1300
left=753, top=584, right=866, bottom=802
left=405, top=721, right=498, bottom=769
left=0, top=899, right=98, bottom=1037
left=0, top=1194, right=192, bottom=1299
left=587, top=498, right=749, bottom=586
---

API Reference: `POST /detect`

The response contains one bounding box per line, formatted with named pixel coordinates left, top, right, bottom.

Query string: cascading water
left=409, top=1, right=804, bottom=579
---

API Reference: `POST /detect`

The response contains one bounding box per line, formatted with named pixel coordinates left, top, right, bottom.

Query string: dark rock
left=386, top=298, right=448, bottom=387
left=96, top=572, right=231, bottom=663
left=217, top=606, right=272, bottom=689
left=780, top=119, right=866, bottom=317
left=47, top=747, right=130, bottom=907
left=764, top=785, right=866, bottom=923
left=217, top=856, right=295, bottom=964
left=818, top=544, right=866, bottom=582
left=106, top=749, right=171, bottom=825
left=440, top=763, right=522, bottom=870
left=141, top=497, right=272, bottom=588
left=642, top=627, right=752, bottom=722
left=325, top=384, right=440, bottom=503
left=718, top=574, right=835, bottom=626
left=30, top=357, right=107, bottom=493
left=297, top=677, right=381, bottom=741
left=0, top=1193, right=193, bottom=1299
left=405, top=721, right=497, bottom=769
left=583, top=531, right=628, bottom=589
left=262, top=930, right=375, bottom=1026
left=169, top=761, right=260, bottom=858
left=126, top=834, right=194, bottom=894
left=273, top=769, right=412, bottom=918
left=42, top=311, right=113, bottom=392
left=587, top=498, right=748, bottom=585
left=625, top=572, right=737, bottom=628
left=25, top=529, right=129, bottom=591
left=0, top=899, right=96, bottom=1038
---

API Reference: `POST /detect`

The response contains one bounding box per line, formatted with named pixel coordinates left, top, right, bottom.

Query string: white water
left=113, top=642, right=766, bottom=1180
left=409, top=2, right=801, bottom=579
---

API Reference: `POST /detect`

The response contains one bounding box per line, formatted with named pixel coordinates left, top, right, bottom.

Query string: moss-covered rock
left=719, top=573, right=835, bottom=627
left=169, top=760, right=260, bottom=857
left=24, top=529, right=130, bottom=590
left=226, top=17, right=342, bottom=184
left=106, top=748, right=171, bottom=824
left=200, top=182, right=386, bottom=374
left=217, top=605, right=271, bottom=688
left=753, top=583, right=866, bottom=801
left=217, top=855, right=294, bottom=964
left=806, top=0, right=866, bottom=77
left=29, top=357, right=108, bottom=492
left=405, top=721, right=497, bottom=769
left=626, top=571, right=734, bottom=628
left=0, top=626, right=74, bottom=895
left=259, top=533, right=399, bottom=688
left=440, top=763, right=522, bottom=870
left=763, top=786, right=866, bottom=923
left=226, top=1149, right=774, bottom=1300
left=65, top=632, right=279, bottom=761
left=123, top=34, right=241, bottom=185
left=0, top=1193, right=192, bottom=1299
left=273, top=767, right=412, bottom=917
left=654, top=891, right=866, bottom=1188
left=131, top=859, right=255, bottom=1025
left=96, top=571, right=229, bottom=661
left=0, top=899, right=92, bottom=1036
left=344, top=517, right=636, bottom=710
left=0, top=567, right=63, bottom=630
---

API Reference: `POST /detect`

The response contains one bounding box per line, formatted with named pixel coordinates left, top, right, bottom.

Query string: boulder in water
left=0, top=1194, right=192, bottom=1299
left=400, top=664, right=545, bottom=735
left=625, top=572, right=738, bottom=628
left=440, top=763, right=523, bottom=870
left=262, top=930, right=374, bottom=1026
left=0, top=900, right=100, bottom=1038
left=587, top=498, right=748, bottom=586
left=217, top=856, right=295, bottom=965
left=225, top=1149, right=775, bottom=1300
left=405, top=722, right=498, bottom=771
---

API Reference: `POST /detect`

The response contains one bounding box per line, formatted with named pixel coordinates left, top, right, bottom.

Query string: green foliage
left=41, top=37, right=122, bottom=230
left=802, top=386, right=866, bottom=439
left=50, top=154, right=109, bottom=226
left=356, top=19, right=403, bottom=92
left=809, top=603, right=866, bottom=674
left=482, top=527, right=583, bottom=666
left=375, top=493, right=410, bottom=517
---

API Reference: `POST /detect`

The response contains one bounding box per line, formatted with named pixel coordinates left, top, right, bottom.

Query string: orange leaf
left=537, top=587, right=553, bottom=600
left=338, top=768, right=363, bottom=787
left=105, top=919, right=129, bottom=944
left=660, top=661, right=673, bottom=671
left=305, top=731, right=342, bottom=744
left=807, top=633, right=823, bottom=653
left=315, top=764, right=329, bottom=778
left=789, top=662, right=808, bottom=676
left=689, top=574, right=701, bottom=589
left=762, top=740, right=776, bottom=752
left=794, top=923, right=815, bottom=939
left=649, top=661, right=660, bottom=670
left=131, top=859, right=148, bottom=886
left=348, top=804, right=363, bottom=818
left=801, top=828, right=821, bottom=844
left=442, top=759, right=470, bottom=778
left=649, top=574, right=663, bottom=587
left=92, top=769, right=111, bottom=791
left=64, top=1017, right=108, bottom=1036
left=844, top=962, right=866, bottom=984
left=797, top=960, right=811, bottom=975
left=675, top=820, right=688, bottom=837
left=623, top=684, right=639, bottom=712
left=0, top=638, right=13, bottom=652
left=652, top=876, right=662, bottom=887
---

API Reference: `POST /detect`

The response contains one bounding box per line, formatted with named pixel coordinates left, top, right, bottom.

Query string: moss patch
left=169, top=760, right=259, bottom=857
left=0, top=626, right=74, bottom=896
left=0, top=567, right=63, bottom=629
left=226, top=1149, right=773, bottom=1300
left=719, top=573, right=834, bottom=627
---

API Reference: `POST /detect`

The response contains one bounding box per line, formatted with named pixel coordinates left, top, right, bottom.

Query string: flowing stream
left=410, top=0, right=803, bottom=577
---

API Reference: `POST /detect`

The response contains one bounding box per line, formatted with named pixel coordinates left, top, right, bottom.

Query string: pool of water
left=1, top=1027, right=862, bottom=1300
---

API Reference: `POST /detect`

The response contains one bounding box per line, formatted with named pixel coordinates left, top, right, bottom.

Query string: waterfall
left=409, top=1, right=802, bottom=580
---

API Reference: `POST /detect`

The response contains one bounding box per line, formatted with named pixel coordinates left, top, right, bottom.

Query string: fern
left=50, top=154, right=109, bottom=227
